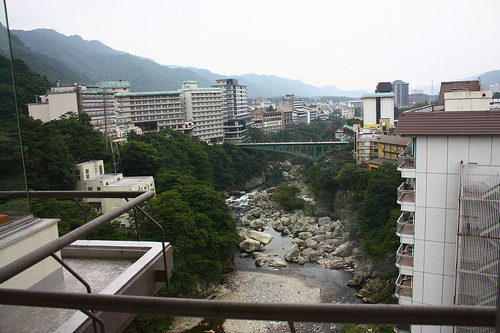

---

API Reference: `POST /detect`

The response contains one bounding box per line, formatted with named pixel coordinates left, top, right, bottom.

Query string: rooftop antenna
left=430, top=79, right=434, bottom=104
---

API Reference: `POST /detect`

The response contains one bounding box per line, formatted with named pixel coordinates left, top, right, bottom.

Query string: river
left=182, top=172, right=361, bottom=332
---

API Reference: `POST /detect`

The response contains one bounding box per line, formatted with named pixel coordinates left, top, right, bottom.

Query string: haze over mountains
left=10, top=28, right=500, bottom=99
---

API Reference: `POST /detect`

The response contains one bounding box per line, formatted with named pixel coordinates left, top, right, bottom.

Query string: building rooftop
left=437, top=80, right=481, bottom=106
left=362, top=92, right=395, bottom=98
left=377, top=135, right=411, bottom=146
left=395, top=110, right=500, bottom=135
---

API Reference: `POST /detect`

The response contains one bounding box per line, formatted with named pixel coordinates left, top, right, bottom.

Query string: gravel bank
left=169, top=270, right=321, bottom=332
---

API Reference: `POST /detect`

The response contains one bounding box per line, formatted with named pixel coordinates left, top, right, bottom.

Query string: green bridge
left=237, top=141, right=348, bottom=162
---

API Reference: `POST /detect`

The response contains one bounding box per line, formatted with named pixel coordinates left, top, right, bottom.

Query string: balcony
left=0, top=191, right=173, bottom=333
left=395, top=274, right=413, bottom=299
left=397, top=212, right=414, bottom=243
left=397, top=182, right=415, bottom=212
left=397, top=153, right=416, bottom=178
left=396, top=244, right=414, bottom=271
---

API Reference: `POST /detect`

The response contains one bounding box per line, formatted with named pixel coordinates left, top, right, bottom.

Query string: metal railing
left=397, top=181, right=415, bottom=203
left=395, top=274, right=413, bottom=299
left=0, top=190, right=171, bottom=333
left=396, top=212, right=414, bottom=236
left=397, top=153, right=415, bottom=169
left=0, top=191, right=497, bottom=332
left=396, top=244, right=414, bottom=268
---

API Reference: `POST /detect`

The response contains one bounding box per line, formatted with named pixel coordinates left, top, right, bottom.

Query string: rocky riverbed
left=231, top=165, right=396, bottom=305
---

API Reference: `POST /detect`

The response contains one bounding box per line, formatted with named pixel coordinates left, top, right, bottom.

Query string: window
left=96, top=187, right=101, bottom=191
left=99, top=165, right=103, bottom=175
left=88, top=187, right=93, bottom=191
left=85, top=169, right=90, bottom=179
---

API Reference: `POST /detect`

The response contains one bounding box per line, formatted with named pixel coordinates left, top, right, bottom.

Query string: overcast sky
left=6, top=0, right=500, bottom=91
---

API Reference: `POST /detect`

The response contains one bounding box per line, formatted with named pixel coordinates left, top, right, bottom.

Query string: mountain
left=182, top=66, right=366, bottom=99
left=11, top=29, right=213, bottom=92
left=11, top=28, right=366, bottom=99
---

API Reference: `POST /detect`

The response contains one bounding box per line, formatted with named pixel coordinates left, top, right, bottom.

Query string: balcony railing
left=0, top=193, right=497, bottom=332
left=398, top=153, right=415, bottom=169
left=397, top=212, right=414, bottom=236
left=397, top=182, right=415, bottom=204
left=396, top=244, right=414, bottom=268
left=395, top=274, right=413, bottom=298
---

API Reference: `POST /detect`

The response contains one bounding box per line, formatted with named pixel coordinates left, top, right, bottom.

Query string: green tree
left=20, top=115, right=77, bottom=190
left=141, top=181, right=236, bottom=295
left=272, top=183, right=305, bottom=212
left=46, top=112, right=112, bottom=165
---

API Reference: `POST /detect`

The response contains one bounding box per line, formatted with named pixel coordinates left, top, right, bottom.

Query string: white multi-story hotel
left=115, top=81, right=224, bottom=143
left=213, top=79, right=252, bottom=143
left=181, top=81, right=224, bottom=143
left=394, top=88, right=499, bottom=333
left=28, top=81, right=130, bottom=136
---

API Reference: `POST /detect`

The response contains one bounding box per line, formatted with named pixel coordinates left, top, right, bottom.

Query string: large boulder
left=239, top=239, right=261, bottom=253
left=281, top=160, right=293, bottom=171
left=246, top=230, right=273, bottom=245
left=269, top=257, right=287, bottom=267
left=332, top=241, right=354, bottom=257
left=301, top=248, right=320, bottom=262
left=284, top=244, right=300, bottom=262
left=236, top=227, right=248, bottom=242
left=318, top=216, right=332, bottom=226
left=305, top=238, right=318, bottom=249
left=249, top=218, right=266, bottom=230
left=289, top=210, right=317, bottom=235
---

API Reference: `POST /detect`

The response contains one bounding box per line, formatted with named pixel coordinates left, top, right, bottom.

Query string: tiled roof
left=437, top=81, right=481, bottom=105
left=395, top=110, right=500, bottom=135
left=377, top=134, right=411, bottom=145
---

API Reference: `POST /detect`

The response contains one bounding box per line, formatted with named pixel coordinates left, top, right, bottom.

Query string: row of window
left=131, top=105, right=181, bottom=110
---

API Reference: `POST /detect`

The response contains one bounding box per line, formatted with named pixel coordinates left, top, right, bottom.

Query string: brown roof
left=395, top=110, right=500, bottom=136
left=377, top=134, right=411, bottom=146
left=437, top=80, right=481, bottom=106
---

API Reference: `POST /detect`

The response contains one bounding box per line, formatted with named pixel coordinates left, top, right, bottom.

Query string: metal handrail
left=0, top=191, right=155, bottom=284
left=0, top=288, right=494, bottom=327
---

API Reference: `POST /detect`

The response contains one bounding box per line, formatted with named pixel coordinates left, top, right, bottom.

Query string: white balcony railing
left=397, top=182, right=415, bottom=204
left=395, top=274, right=413, bottom=299
left=396, top=244, right=414, bottom=268
left=397, top=212, right=414, bottom=236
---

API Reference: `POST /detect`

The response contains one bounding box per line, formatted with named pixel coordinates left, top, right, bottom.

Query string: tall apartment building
left=394, top=89, right=499, bottom=333
left=278, top=94, right=305, bottom=111
left=213, top=79, right=252, bottom=143
left=115, top=81, right=224, bottom=143
left=28, top=81, right=130, bottom=136
left=393, top=80, right=410, bottom=108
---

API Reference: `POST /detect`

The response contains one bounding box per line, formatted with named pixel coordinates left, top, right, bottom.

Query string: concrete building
left=362, top=92, right=395, bottom=130
left=366, top=135, right=410, bottom=170
left=28, top=81, right=130, bottom=136
left=394, top=89, right=499, bottom=333
left=75, top=160, right=155, bottom=227
left=393, top=80, right=410, bottom=108
left=292, top=107, right=310, bottom=124
left=354, top=128, right=380, bottom=164
left=278, top=94, right=305, bottom=111
left=213, top=79, right=253, bottom=143
left=179, top=81, right=224, bottom=143
left=115, top=81, right=224, bottom=143
left=114, top=90, right=186, bottom=133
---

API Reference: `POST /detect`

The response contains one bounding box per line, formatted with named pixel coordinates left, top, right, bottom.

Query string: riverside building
left=115, top=81, right=224, bottom=143
left=28, top=81, right=131, bottom=137
left=394, top=86, right=499, bottom=333
left=213, top=79, right=253, bottom=143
